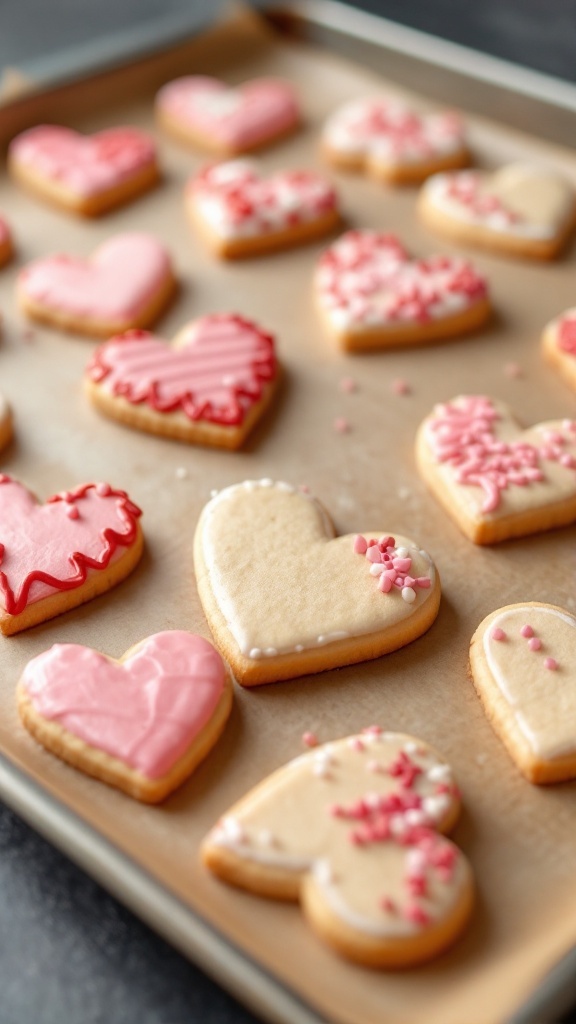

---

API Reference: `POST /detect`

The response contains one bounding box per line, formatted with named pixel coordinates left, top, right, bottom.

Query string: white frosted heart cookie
left=470, top=603, right=576, bottom=783
left=193, top=480, right=440, bottom=686
left=315, top=230, right=490, bottom=352
left=542, top=307, right=576, bottom=393
left=202, top=729, right=474, bottom=967
left=419, top=164, right=576, bottom=259
left=416, top=395, right=576, bottom=544
left=0, top=391, right=13, bottom=452
left=322, top=97, right=468, bottom=184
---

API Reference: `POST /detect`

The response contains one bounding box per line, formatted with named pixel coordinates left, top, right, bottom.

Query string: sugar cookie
left=322, top=97, right=468, bottom=184
left=203, top=729, right=473, bottom=967
left=418, top=164, right=576, bottom=259
left=8, top=125, right=159, bottom=216
left=156, top=76, right=299, bottom=155
left=17, top=233, right=177, bottom=337
left=316, top=230, right=490, bottom=351
left=86, top=314, right=279, bottom=449
left=470, top=603, right=576, bottom=783
left=0, top=476, right=143, bottom=635
left=416, top=395, right=576, bottom=544
left=18, top=631, right=232, bottom=802
left=193, top=479, right=440, bottom=686
left=187, top=159, right=339, bottom=259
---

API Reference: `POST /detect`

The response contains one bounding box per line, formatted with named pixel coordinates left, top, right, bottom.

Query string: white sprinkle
left=423, top=794, right=450, bottom=820
left=404, top=741, right=419, bottom=755
left=402, top=587, right=416, bottom=604
left=315, top=859, right=335, bottom=885
left=313, top=763, right=331, bottom=779
left=370, top=563, right=384, bottom=576
left=406, top=847, right=427, bottom=874
left=427, top=764, right=452, bottom=783
left=405, top=809, right=427, bottom=828
left=264, top=647, right=277, bottom=656
left=175, top=467, right=188, bottom=480
left=295, top=644, right=304, bottom=652
left=210, top=488, right=219, bottom=498
left=396, top=546, right=409, bottom=558
left=248, top=648, right=262, bottom=659
left=398, top=486, right=411, bottom=500
left=260, top=478, right=273, bottom=487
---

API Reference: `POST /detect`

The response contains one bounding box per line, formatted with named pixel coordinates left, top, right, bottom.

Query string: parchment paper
left=0, top=9, right=575, bottom=1024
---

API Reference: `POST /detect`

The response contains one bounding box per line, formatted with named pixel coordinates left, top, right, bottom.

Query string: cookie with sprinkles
left=202, top=729, right=473, bottom=967
left=322, top=96, right=468, bottom=184
left=193, top=479, right=440, bottom=686
left=470, top=603, right=576, bottom=783
left=315, top=230, right=490, bottom=352
left=186, top=159, right=340, bottom=259
left=418, top=164, right=576, bottom=260
left=542, top=307, right=576, bottom=393
left=416, top=395, right=576, bottom=544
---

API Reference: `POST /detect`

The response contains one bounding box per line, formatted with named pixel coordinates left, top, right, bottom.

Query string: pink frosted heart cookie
left=17, top=233, right=177, bottom=337
left=316, top=230, right=490, bottom=351
left=470, top=603, right=576, bottom=783
left=187, top=159, right=340, bottom=259
left=17, top=631, right=233, bottom=802
left=193, top=479, right=440, bottom=686
left=86, top=314, right=279, bottom=449
left=416, top=395, right=576, bottom=544
left=0, top=214, right=13, bottom=267
left=0, top=476, right=143, bottom=635
left=156, top=76, right=299, bottom=155
left=8, top=125, right=159, bottom=216
left=322, top=96, right=468, bottom=184
left=542, top=307, right=576, bottom=392
left=203, top=729, right=473, bottom=967
left=419, top=164, right=576, bottom=259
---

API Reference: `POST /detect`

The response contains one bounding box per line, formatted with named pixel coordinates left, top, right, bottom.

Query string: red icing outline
left=87, top=315, right=277, bottom=427
left=0, top=479, right=142, bottom=616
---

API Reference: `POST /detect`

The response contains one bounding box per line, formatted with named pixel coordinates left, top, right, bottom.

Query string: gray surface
left=0, top=2, right=575, bottom=1023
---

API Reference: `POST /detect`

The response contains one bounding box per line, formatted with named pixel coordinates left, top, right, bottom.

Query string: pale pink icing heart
left=189, top=159, right=337, bottom=240
left=316, top=230, right=487, bottom=331
left=156, top=76, right=298, bottom=150
left=21, top=632, right=226, bottom=779
left=323, top=97, right=464, bottom=163
left=87, top=314, right=276, bottom=426
left=18, top=233, right=172, bottom=321
left=9, top=125, right=156, bottom=197
left=0, top=477, right=141, bottom=614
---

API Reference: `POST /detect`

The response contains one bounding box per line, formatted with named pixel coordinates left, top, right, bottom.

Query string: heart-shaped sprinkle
left=203, top=730, right=473, bottom=966
left=156, top=76, right=299, bottom=153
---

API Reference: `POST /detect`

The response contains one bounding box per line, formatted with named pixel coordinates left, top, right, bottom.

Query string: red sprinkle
left=333, top=416, right=351, bottom=434
left=302, top=731, right=319, bottom=748
left=392, top=378, right=411, bottom=396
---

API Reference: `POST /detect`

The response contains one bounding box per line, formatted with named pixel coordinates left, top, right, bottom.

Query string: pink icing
left=18, top=233, right=172, bottom=321
left=354, top=534, right=431, bottom=602
left=0, top=477, right=141, bottom=614
left=189, top=160, right=337, bottom=237
left=557, top=314, right=576, bottom=355
left=327, top=98, right=464, bottom=160
left=316, top=230, right=487, bottom=329
left=440, top=172, right=520, bottom=226
left=156, top=76, right=298, bottom=149
left=21, top=632, right=226, bottom=779
left=87, top=315, right=276, bottom=426
left=425, top=395, right=576, bottom=513
left=10, top=126, right=156, bottom=197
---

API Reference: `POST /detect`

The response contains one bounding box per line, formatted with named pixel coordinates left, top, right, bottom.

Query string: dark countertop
left=1, top=2, right=575, bottom=1023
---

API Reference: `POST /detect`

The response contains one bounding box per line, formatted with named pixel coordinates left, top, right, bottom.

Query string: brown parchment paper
left=1, top=9, right=576, bottom=1024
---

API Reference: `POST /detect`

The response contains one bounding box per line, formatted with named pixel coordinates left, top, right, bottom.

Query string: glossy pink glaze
left=87, top=314, right=276, bottom=426
left=18, top=233, right=172, bottom=321
left=157, top=76, right=298, bottom=149
left=0, top=478, right=141, bottom=614
left=10, top=126, right=156, bottom=197
left=21, top=632, right=226, bottom=779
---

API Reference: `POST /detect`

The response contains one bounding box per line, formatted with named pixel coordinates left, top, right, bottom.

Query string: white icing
left=422, top=171, right=562, bottom=240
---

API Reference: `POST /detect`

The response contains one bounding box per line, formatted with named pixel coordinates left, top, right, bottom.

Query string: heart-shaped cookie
left=419, top=164, right=576, bottom=259
left=203, top=729, right=473, bottom=966
left=0, top=476, right=143, bottom=635
left=187, top=159, right=340, bottom=259
left=470, top=603, right=576, bottom=782
left=193, top=479, right=440, bottom=685
left=18, top=233, right=177, bottom=337
left=156, top=76, right=299, bottom=155
left=322, top=97, right=468, bottom=184
left=18, top=631, right=233, bottom=802
left=315, top=230, right=490, bottom=351
left=0, top=214, right=13, bottom=268
left=86, top=314, right=279, bottom=449
left=417, top=395, right=576, bottom=544
left=542, top=307, right=576, bottom=393
left=8, top=125, right=159, bottom=216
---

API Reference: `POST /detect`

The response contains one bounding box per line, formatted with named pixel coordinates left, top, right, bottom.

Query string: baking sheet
left=1, top=7, right=576, bottom=1024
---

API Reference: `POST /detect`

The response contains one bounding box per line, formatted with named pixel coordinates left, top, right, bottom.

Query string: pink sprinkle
left=405, top=904, right=430, bottom=926
left=544, top=657, right=558, bottom=671
left=520, top=625, right=534, bottom=638
left=392, top=378, right=411, bottom=396
left=528, top=637, right=542, bottom=652
left=353, top=534, right=368, bottom=554
left=366, top=538, right=378, bottom=547
left=302, top=731, right=319, bottom=748
left=491, top=627, right=506, bottom=641
left=379, top=535, right=394, bottom=549
left=362, top=724, right=382, bottom=736
left=333, top=416, right=350, bottom=434
left=340, top=376, right=357, bottom=394
left=348, top=737, right=365, bottom=752
left=380, top=896, right=396, bottom=914
left=298, top=483, right=310, bottom=494
left=378, top=574, right=393, bottom=593
left=504, top=362, right=523, bottom=379
left=65, top=504, right=79, bottom=520
left=366, top=759, right=384, bottom=774
left=96, top=482, right=111, bottom=497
